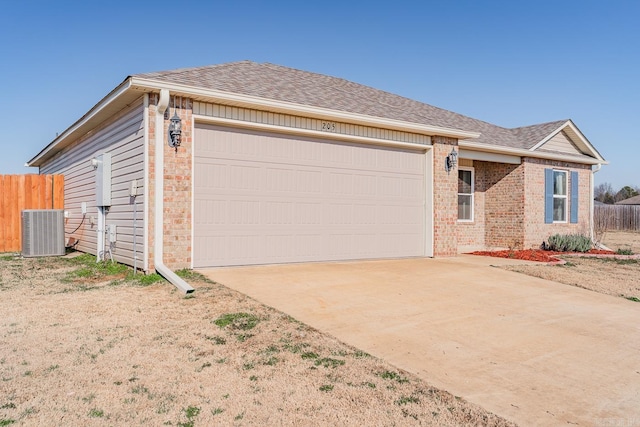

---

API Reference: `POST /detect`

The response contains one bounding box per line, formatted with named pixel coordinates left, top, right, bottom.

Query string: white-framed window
left=458, top=167, right=474, bottom=221
left=553, top=170, right=567, bottom=222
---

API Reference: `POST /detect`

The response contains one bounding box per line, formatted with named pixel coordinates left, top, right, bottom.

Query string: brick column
left=432, top=136, right=458, bottom=256
left=148, top=95, right=193, bottom=271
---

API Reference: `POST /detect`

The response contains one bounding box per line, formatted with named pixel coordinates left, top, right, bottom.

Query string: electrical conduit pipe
left=154, top=89, right=194, bottom=294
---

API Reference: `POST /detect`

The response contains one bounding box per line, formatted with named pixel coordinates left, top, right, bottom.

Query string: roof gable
left=525, top=120, right=604, bottom=161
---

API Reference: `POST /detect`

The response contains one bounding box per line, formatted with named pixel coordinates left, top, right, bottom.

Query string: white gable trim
left=529, top=120, right=605, bottom=162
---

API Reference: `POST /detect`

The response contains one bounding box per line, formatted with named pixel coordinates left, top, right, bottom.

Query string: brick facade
left=522, top=157, right=592, bottom=248
left=432, top=137, right=459, bottom=256
left=145, top=96, right=593, bottom=267
left=456, top=159, right=485, bottom=252
left=456, top=157, right=592, bottom=252
left=148, top=96, right=193, bottom=270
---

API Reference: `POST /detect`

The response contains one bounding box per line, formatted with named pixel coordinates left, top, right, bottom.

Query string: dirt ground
left=0, top=254, right=514, bottom=426
left=503, top=231, right=640, bottom=300
left=600, top=230, right=640, bottom=253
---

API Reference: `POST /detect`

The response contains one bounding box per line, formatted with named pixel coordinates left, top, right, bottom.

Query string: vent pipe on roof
left=154, top=89, right=194, bottom=294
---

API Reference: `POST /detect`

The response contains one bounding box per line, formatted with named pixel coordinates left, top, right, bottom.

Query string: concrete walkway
left=200, top=256, right=640, bottom=426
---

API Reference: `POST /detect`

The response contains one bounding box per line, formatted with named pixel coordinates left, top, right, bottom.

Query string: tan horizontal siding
left=193, top=101, right=430, bottom=146
left=540, top=131, right=581, bottom=155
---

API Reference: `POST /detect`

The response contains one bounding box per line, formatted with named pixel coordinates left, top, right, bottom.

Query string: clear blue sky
left=1, top=0, right=637, bottom=189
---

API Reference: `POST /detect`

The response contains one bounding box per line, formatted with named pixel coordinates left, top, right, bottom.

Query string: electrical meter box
left=95, top=153, right=112, bottom=207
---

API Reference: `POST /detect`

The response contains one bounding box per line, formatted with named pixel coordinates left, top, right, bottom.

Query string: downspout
left=590, top=163, right=603, bottom=246
left=154, top=89, right=195, bottom=294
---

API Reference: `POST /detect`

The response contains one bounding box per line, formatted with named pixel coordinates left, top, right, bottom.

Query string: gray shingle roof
left=135, top=61, right=571, bottom=150
left=615, top=195, right=640, bottom=205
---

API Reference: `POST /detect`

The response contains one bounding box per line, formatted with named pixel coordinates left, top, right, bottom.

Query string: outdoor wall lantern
left=445, top=147, right=458, bottom=174
left=168, top=109, right=182, bottom=149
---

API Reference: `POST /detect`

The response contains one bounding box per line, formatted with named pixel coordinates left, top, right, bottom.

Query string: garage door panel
left=194, top=124, right=426, bottom=267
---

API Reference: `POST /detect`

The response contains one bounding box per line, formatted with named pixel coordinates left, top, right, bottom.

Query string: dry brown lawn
left=0, top=253, right=514, bottom=426
left=503, top=231, right=640, bottom=301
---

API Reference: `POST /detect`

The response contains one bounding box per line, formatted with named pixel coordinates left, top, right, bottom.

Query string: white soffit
left=459, top=149, right=521, bottom=164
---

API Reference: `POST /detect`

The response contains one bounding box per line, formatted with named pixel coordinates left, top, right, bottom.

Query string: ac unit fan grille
left=21, top=210, right=65, bottom=257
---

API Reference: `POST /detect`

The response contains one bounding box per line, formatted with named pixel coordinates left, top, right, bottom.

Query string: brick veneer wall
left=522, top=157, right=592, bottom=248
left=481, top=161, right=526, bottom=249
left=432, top=137, right=458, bottom=256
left=147, top=95, right=193, bottom=271
left=457, top=159, right=485, bottom=252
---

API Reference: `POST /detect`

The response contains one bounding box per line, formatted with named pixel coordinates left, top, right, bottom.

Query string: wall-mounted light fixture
left=445, top=147, right=458, bottom=175
left=168, top=98, right=182, bottom=150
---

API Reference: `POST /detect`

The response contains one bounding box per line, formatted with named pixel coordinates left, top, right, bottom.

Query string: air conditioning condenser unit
left=21, top=209, right=65, bottom=257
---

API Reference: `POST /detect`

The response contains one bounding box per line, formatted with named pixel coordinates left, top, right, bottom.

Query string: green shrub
left=547, top=233, right=592, bottom=252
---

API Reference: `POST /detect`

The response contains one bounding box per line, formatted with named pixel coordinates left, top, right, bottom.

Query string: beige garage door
left=193, top=124, right=426, bottom=268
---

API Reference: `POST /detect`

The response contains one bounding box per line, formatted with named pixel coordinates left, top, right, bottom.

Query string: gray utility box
left=96, top=153, right=112, bottom=207
left=21, top=209, right=66, bottom=257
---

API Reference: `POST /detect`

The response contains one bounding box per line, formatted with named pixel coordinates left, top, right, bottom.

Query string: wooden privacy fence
left=594, top=205, right=640, bottom=232
left=0, top=175, right=65, bottom=252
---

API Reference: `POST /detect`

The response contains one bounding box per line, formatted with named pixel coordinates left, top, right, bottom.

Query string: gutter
left=154, top=89, right=195, bottom=294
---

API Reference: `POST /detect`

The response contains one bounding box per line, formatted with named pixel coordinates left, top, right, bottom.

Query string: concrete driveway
left=200, top=256, right=640, bottom=426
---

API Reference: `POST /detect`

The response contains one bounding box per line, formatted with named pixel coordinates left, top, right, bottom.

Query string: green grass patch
left=176, top=269, right=215, bottom=284
left=0, top=419, right=16, bottom=426
left=314, top=357, right=345, bottom=368
left=352, top=350, right=371, bottom=358
left=616, top=248, right=634, bottom=255
left=213, top=313, right=259, bottom=331
left=557, top=261, right=577, bottom=267
left=129, top=273, right=163, bottom=286
left=236, top=333, right=254, bottom=342
left=395, top=396, right=420, bottom=405
left=263, top=356, right=278, bottom=366
left=301, top=351, right=319, bottom=360
left=624, top=296, right=640, bottom=302
left=63, top=254, right=165, bottom=286
left=596, top=258, right=639, bottom=265
left=377, top=370, right=409, bottom=383
left=88, top=408, right=104, bottom=418
left=206, top=335, right=226, bottom=345
left=319, top=384, right=334, bottom=392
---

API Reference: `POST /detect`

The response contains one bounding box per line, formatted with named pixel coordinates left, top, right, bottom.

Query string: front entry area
left=193, top=123, right=428, bottom=267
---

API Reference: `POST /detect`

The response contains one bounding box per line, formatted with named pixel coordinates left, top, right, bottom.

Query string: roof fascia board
left=460, top=140, right=608, bottom=165
left=563, top=119, right=606, bottom=161
left=130, top=77, right=480, bottom=140
left=27, top=78, right=133, bottom=166
left=528, top=120, right=605, bottom=162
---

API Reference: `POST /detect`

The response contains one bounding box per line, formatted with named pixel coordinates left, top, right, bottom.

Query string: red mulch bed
left=469, top=249, right=615, bottom=263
